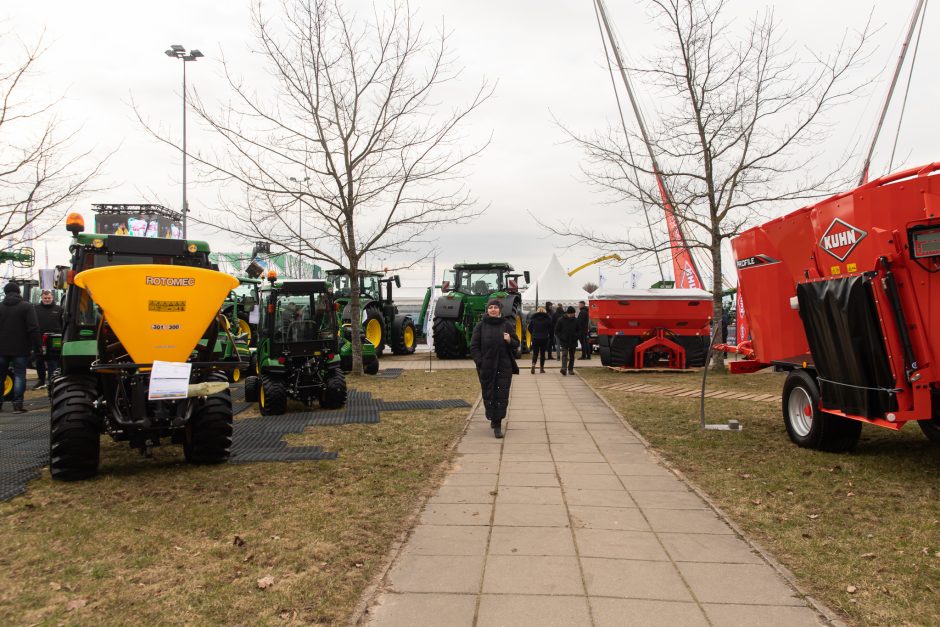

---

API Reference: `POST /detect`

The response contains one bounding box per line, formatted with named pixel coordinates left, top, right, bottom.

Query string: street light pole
left=164, top=44, right=203, bottom=239
left=289, top=175, right=309, bottom=277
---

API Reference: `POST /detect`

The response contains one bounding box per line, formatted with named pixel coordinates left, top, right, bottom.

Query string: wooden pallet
left=597, top=381, right=779, bottom=403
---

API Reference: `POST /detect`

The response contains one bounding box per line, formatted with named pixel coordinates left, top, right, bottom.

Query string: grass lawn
left=0, top=369, right=478, bottom=625
left=580, top=368, right=940, bottom=626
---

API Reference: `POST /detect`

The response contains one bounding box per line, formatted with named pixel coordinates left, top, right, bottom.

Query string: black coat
left=0, top=294, right=42, bottom=356
left=526, top=311, right=553, bottom=340
left=470, top=316, right=519, bottom=419
left=551, top=308, right=565, bottom=333
left=555, top=315, right=580, bottom=348
left=577, top=306, right=590, bottom=333
left=34, top=302, right=64, bottom=334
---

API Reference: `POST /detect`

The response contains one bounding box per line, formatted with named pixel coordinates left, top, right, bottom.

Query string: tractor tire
left=259, top=376, right=288, bottom=416
left=237, top=312, right=255, bottom=347
left=782, top=369, right=862, bottom=452
left=49, top=374, right=101, bottom=481
left=227, top=362, right=243, bottom=384
left=364, top=358, right=380, bottom=375
left=184, top=373, right=233, bottom=464
left=364, top=308, right=386, bottom=356
left=243, top=376, right=261, bottom=403
left=918, top=416, right=940, bottom=442
left=433, top=317, right=466, bottom=359
left=320, top=367, right=347, bottom=409
left=510, top=307, right=524, bottom=359
left=391, top=316, right=417, bottom=355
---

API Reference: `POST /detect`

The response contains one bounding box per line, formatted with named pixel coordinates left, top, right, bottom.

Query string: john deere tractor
left=242, top=278, right=353, bottom=415
left=327, top=269, right=417, bottom=356
left=432, top=263, right=530, bottom=359
left=222, top=276, right=261, bottom=346
left=49, top=213, right=241, bottom=480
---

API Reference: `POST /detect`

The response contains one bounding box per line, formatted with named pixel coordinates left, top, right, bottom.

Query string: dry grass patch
left=0, top=369, right=478, bottom=625
left=581, top=368, right=940, bottom=627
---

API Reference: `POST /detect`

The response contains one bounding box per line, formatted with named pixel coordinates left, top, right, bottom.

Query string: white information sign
left=148, top=360, right=193, bottom=400
left=249, top=305, right=260, bottom=325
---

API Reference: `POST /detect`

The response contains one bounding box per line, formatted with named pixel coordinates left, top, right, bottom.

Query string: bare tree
left=0, top=32, right=106, bottom=250
left=582, top=281, right=599, bottom=294
left=139, top=0, right=490, bottom=374
left=547, top=0, right=874, bottom=368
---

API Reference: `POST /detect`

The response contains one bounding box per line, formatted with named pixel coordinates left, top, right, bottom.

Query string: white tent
left=522, top=254, right=588, bottom=306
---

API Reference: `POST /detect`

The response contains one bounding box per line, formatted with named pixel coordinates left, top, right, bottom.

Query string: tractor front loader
left=50, top=214, right=240, bottom=480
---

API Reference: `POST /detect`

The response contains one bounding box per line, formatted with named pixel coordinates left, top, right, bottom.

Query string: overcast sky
left=4, top=0, right=938, bottom=294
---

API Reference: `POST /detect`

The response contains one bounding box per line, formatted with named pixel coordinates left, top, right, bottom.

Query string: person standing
left=526, top=306, right=553, bottom=374
left=33, top=289, right=64, bottom=389
left=577, top=300, right=591, bottom=359
left=470, top=299, right=519, bottom=438
left=0, top=283, right=42, bottom=412
left=551, top=303, right=565, bottom=361
left=544, top=301, right=555, bottom=359
left=555, top=306, right=580, bottom=376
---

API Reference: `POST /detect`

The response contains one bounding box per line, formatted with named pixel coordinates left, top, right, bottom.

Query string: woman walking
left=470, top=299, right=520, bottom=438
left=526, top=306, right=553, bottom=373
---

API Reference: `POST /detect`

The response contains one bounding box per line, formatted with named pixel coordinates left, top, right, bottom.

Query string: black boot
left=12, top=403, right=26, bottom=414
left=530, top=363, right=536, bottom=374
left=493, top=421, right=503, bottom=438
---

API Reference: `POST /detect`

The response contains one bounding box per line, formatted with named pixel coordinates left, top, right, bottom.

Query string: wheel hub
left=787, top=386, right=814, bottom=437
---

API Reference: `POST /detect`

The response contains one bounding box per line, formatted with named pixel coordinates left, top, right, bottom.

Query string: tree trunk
left=710, top=236, right=725, bottom=372
left=348, top=263, right=364, bottom=376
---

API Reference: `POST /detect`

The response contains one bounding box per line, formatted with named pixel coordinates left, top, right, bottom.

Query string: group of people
left=526, top=300, right=592, bottom=375
left=470, top=298, right=593, bottom=439
left=0, top=284, right=63, bottom=412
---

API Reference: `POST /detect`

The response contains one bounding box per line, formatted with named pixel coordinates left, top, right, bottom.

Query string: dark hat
left=3, top=282, right=20, bottom=294
left=487, top=298, right=502, bottom=309
left=566, top=306, right=576, bottom=314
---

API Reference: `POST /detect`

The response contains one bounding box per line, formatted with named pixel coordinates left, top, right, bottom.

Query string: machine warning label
left=148, top=300, right=186, bottom=312
left=819, top=218, right=867, bottom=262
left=145, top=276, right=196, bottom=287
left=151, top=324, right=181, bottom=331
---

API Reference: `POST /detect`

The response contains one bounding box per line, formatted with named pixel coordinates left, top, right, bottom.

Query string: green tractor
left=48, top=214, right=240, bottom=480
left=326, top=269, right=418, bottom=356
left=242, top=278, right=357, bottom=415
left=222, top=276, right=262, bottom=346
left=431, top=263, right=530, bottom=359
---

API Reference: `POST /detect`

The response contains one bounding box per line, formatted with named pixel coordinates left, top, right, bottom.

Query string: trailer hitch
left=878, top=256, right=917, bottom=383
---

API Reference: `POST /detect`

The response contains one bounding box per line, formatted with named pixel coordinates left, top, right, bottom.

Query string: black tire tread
left=433, top=317, right=465, bottom=359
left=391, top=317, right=417, bottom=355
left=49, top=374, right=101, bottom=481
left=185, top=372, right=233, bottom=464
left=320, top=368, right=347, bottom=409
left=260, top=376, right=288, bottom=416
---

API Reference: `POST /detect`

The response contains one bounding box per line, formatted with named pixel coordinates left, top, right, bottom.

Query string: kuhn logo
left=819, top=219, right=867, bottom=262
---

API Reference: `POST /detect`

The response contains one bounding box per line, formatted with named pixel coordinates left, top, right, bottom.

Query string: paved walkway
left=363, top=372, right=828, bottom=626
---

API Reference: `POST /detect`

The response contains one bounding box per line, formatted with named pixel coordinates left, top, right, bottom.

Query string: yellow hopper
left=74, top=264, right=239, bottom=364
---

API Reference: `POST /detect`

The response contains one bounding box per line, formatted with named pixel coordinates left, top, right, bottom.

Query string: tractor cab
left=260, top=280, right=339, bottom=355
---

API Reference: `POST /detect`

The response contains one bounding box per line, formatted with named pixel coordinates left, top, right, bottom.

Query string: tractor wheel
left=433, top=318, right=466, bottom=359
left=511, top=307, right=524, bottom=359
left=236, top=312, right=253, bottom=346
left=364, top=308, right=386, bottom=356
left=320, top=367, right=347, bottom=409
left=228, top=362, right=243, bottom=383
left=184, top=373, right=233, bottom=464
left=243, top=376, right=261, bottom=403
left=918, top=417, right=940, bottom=443
left=49, top=374, right=101, bottom=481
left=259, top=376, right=288, bottom=416
left=364, top=358, right=379, bottom=375
left=782, top=369, right=861, bottom=452
left=391, top=317, right=417, bottom=355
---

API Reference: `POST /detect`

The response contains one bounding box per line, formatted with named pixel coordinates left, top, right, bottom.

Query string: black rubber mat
left=374, top=368, right=404, bottom=379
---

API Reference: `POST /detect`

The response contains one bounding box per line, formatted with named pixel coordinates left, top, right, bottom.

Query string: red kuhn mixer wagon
left=733, top=163, right=940, bottom=450
left=592, top=289, right=713, bottom=369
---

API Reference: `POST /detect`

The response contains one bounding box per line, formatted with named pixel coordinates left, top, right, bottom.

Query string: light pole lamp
left=164, top=44, right=203, bottom=239
left=289, top=175, right=309, bottom=276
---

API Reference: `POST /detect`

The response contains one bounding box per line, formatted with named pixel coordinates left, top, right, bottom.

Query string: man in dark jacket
left=544, top=301, right=555, bottom=359
left=577, top=300, right=591, bottom=359
left=555, top=306, right=580, bottom=376
left=33, top=289, right=64, bottom=389
left=0, top=282, right=42, bottom=412
left=470, top=299, right=520, bottom=438
left=526, top=306, right=553, bottom=374
left=551, top=303, right=565, bottom=361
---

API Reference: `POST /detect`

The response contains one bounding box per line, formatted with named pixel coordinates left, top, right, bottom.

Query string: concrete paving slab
left=590, top=597, right=708, bottom=627
left=580, top=557, right=694, bottom=601
left=564, top=488, right=637, bottom=508
left=610, top=462, right=673, bottom=477
left=495, top=486, right=565, bottom=505
left=499, top=461, right=556, bottom=474
left=366, top=593, right=477, bottom=627
left=643, top=508, right=735, bottom=535
left=677, top=562, right=808, bottom=606
left=702, top=603, right=827, bottom=626
left=477, top=595, right=591, bottom=627
left=630, top=490, right=709, bottom=510
left=406, top=525, right=490, bottom=556
left=442, top=473, right=499, bottom=488
left=554, top=461, right=616, bottom=475
left=488, top=526, right=577, bottom=556
left=428, top=486, right=498, bottom=505
left=499, top=452, right=554, bottom=462
left=482, top=555, right=584, bottom=595
left=499, top=472, right=561, bottom=487
left=494, top=503, right=570, bottom=527
left=387, top=554, right=484, bottom=593
left=420, top=502, right=493, bottom=526
left=660, top=532, right=764, bottom=564
left=575, top=528, right=670, bottom=561
left=618, top=475, right=689, bottom=491
left=568, top=505, right=649, bottom=531
left=560, top=474, right=625, bottom=491
left=453, top=461, right=499, bottom=474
